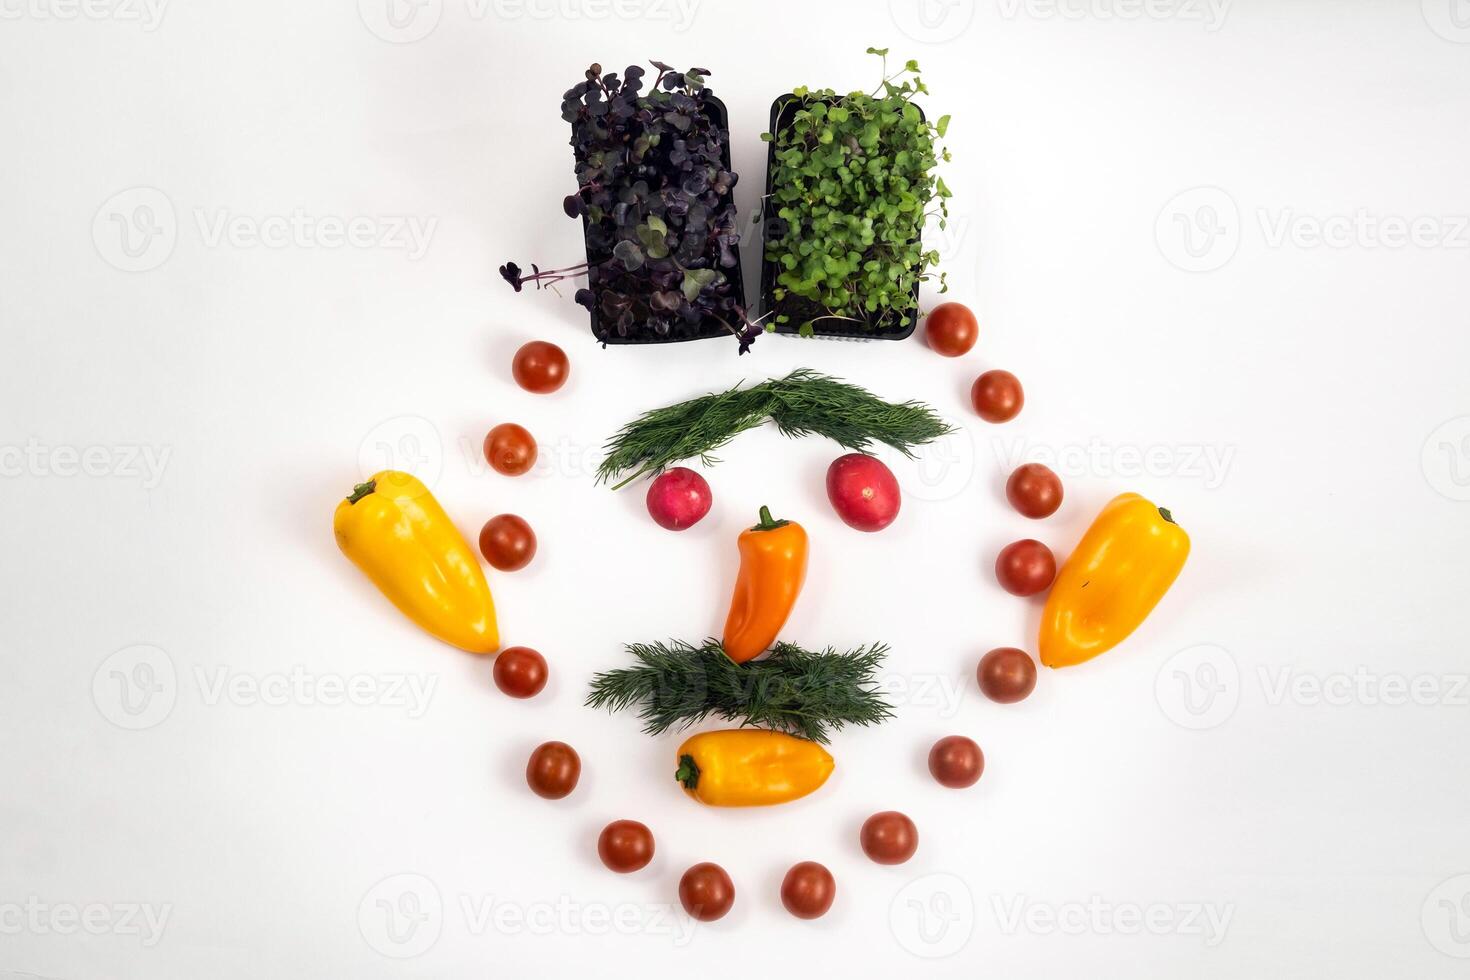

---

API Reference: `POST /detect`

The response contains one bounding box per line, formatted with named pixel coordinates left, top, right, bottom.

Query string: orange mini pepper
left=721, top=505, right=808, bottom=663
left=1039, top=492, right=1189, bottom=668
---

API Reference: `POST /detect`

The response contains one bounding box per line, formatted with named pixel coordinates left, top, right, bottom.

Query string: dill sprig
left=596, top=369, right=955, bottom=488
left=585, top=638, right=895, bottom=744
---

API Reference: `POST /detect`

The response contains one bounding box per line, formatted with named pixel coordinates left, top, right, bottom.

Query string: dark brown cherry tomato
left=512, top=340, right=569, bottom=394
left=526, top=741, right=579, bottom=799
left=780, top=861, right=836, bottom=919
left=597, top=820, right=654, bottom=874
left=1006, top=463, right=1063, bottom=519
left=977, top=647, right=1037, bottom=704
left=928, top=735, right=985, bottom=788
left=971, top=370, right=1024, bottom=423
left=924, top=302, right=979, bottom=357
left=479, top=514, right=536, bottom=571
left=995, top=539, right=1056, bottom=596
left=860, top=811, right=918, bottom=865
left=484, top=423, right=537, bottom=476
left=678, top=863, right=735, bottom=921
left=493, top=646, right=547, bottom=698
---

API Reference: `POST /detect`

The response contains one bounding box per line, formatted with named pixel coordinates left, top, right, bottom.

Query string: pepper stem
left=674, top=753, right=700, bottom=789
left=751, top=505, right=790, bottom=531
left=1159, top=506, right=1176, bottom=524
left=346, top=480, right=377, bottom=505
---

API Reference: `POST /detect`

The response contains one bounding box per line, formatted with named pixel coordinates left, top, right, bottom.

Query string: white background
left=3, top=0, right=1470, bottom=977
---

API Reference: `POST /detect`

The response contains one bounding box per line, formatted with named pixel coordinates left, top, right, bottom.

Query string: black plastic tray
left=758, top=94, right=924, bottom=342
left=574, top=92, right=745, bottom=345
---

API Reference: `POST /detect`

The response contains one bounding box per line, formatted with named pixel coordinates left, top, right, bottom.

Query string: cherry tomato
left=493, top=646, right=547, bottom=698
left=994, top=539, right=1056, bottom=596
left=860, top=811, right=918, bottom=865
left=971, top=370, right=1024, bottom=423
left=928, top=735, right=984, bottom=788
left=924, top=302, right=978, bottom=357
left=526, top=741, right=579, bottom=799
left=780, top=862, right=836, bottom=919
left=484, top=423, right=537, bottom=476
left=479, top=514, right=536, bottom=571
left=678, top=863, right=735, bottom=921
left=597, top=820, right=655, bottom=874
left=512, top=341, right=569, bottom=394
left=1006, top=463, right=1063, bottom=519
left=977, top=647, right=1037, bottom=704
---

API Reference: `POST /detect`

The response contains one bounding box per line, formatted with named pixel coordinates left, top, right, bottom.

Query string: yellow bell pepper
left=1039, top=492, right=1189, bottom=668
left=333, top=470, right=499, bottom=654
left=674, top=730, right=834, bottom=807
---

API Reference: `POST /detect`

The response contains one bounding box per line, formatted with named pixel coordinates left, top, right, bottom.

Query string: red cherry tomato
left=679, top=863, right=735, bottom=921
left=525, top=741, right=579, bottom=799
left=924, top=302, right=978, bottom=357
left=493, top=646, right=547, bottom=698
left=479, top=514, right=536, bottom=571
left=994, top=539, right=1056, bottom=596
left=971, top=370, right=1024, bottom=423
left=860, top=811, right=918, bottom=865
left=484, top=423, right=537, bottom=476
left=598, top=820, right=655, bottom=874
left=1006, top=463, right=1063, bottom=519
left=780, top=862, right=836, bottom=919
left=512, top=341, right=569, bottom=394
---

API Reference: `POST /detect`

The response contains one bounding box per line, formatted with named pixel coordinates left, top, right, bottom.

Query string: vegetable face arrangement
left=760, top=48, right=950, bottom=338
left=335, top=47, right=1197, bottom=931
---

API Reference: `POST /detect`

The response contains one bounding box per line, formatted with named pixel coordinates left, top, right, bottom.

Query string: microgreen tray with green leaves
left=758, top=49, right=952, bottom=341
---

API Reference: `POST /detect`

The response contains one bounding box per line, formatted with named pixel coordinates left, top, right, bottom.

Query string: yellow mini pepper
left=1039, top=492, right=1190, bottom=668
left=333, top=470, right=499, bottom=654
left=674, top=729, right=834, bottom=807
